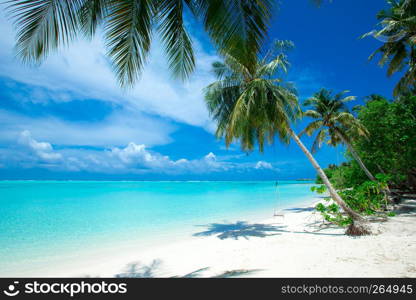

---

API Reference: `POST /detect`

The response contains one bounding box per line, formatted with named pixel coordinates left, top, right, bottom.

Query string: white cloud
left=0, top=9, right=218, bottom=131
left=255, top=160, right=273, bottom=170
left=2, top=132, right=273, bottom=175
left=0, top=109, right=174, bottom=147
left=204, top=152, right=216, bottom=161
left=109, top=143, right=225, bottom=173
left=18, top=130, right=62, bottom=162
left=111, top=142, right=172, bottom=168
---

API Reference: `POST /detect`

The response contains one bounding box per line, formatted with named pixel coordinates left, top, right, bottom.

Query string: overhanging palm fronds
left=362, top=0, right=416, bottom=96
left=193, top=0, right=274, bottom=68
left=105, top=0, right=155, bottom=87
left=6, top=0, right=274, bottom=87
left=7, top=0, right=84, bottom=63
left=157, top=0, right=194, bottom=81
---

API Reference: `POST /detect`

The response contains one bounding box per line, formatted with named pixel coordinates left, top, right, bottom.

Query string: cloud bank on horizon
left=0, top=8, right=287, bottom=179
left=1, top=130, right=278, bottom=177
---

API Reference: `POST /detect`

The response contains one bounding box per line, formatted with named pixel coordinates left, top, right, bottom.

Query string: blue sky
left=0, top=0, right=397, bottom=180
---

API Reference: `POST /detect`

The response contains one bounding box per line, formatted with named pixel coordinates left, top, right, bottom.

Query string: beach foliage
left=312, top=92, right=416, bottom=224
left=316, top=93, right=416, bottom=190
left=351, top=94, right=416, bottom=190
left=338, top=175, right=389, bottom=214
left=314, top=174, right=389, bottom=226
left=316, top=202, right=352, bottom=227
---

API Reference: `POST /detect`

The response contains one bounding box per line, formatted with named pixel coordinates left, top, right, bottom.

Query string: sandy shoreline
left=34, top=198, right=415, bottom=278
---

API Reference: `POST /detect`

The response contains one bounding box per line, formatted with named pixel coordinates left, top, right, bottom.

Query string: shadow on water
left=193, top=221, right=287, bottom=240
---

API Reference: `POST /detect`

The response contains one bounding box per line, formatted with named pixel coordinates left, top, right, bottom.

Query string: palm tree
left=204, top=41, right=367, bottom=234
left=301, top=89, right=376, bottom=182
left=5, top=0, right=273, bottom=87
left=362, top=0, right=416, bottom=96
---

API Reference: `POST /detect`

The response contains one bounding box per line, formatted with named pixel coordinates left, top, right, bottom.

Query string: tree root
left=345, top=221, right=371, bottom=236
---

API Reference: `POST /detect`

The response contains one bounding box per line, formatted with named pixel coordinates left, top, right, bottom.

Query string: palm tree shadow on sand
left=114, top=260, right=260, bottom=278
left=193, top=221, right=287, bottom=240
left=115, top=260, right=163, bottom=278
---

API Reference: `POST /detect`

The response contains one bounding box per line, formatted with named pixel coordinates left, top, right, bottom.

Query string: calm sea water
left=0, top=180, right=315, bottom=275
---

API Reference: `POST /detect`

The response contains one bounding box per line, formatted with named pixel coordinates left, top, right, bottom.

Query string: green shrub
left=312, top=174, right=389, bottom=225
left=315, top=201, right=352, bottom=227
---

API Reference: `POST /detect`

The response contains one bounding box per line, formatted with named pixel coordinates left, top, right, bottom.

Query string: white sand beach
left=49, top=199, right=416, bottom=278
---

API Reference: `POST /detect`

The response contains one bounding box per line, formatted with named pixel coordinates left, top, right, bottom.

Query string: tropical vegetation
left=318, top=93, right=416, bottom=191
left=312, top=93, right=416, bottom=228
left=204, top=40, right=366, bottom=234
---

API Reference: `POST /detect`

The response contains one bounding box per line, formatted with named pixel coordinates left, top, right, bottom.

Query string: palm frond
left=299, top=120, right=324, bottom=137
left=311, top=129, right=327, bottom=153
left=211, top=61, right=232, bottom=79
left=194, top=0, right=274, bottom=68
left=257, top=54, right=290, bottom=77
left=363, top=0, right=416, bottom=95
left=6, top=0, right=84, bottom=63
left=157, top=0, right=195, bottom=80
left=340, top=95, right=356, bottom=103
left=302, top=109, right=321, bottom=119
left=105, top=0, right=155, bottom=87
left=79, top=0, right=108, bottom=38
left=222, top=53, right=252, bottom=80
left=6, top=0, right=277, bottom=89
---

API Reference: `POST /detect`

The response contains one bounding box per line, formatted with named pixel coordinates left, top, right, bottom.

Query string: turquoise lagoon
left=0, top=180, right=316, bottom=275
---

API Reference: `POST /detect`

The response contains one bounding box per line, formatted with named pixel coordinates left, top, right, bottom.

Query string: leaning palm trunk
left=334, top=128, right=392, bottom=204
left=288, top=128, right=370, bottom=235
left=344, top=142, right=376, bottom=181
left=333, top=129, right=376, bottom=181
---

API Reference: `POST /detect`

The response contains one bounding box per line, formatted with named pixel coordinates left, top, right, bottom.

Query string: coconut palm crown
left=204, top=40, right=300, bottom=152
left=301, top=89, right=368, bottom=153
left=301, top=88, right=377, bottom=181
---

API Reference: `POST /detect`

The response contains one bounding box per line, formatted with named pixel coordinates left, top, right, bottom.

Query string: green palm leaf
left=79, top=0, right=108, bottom=38
left=6, top=0, right=274, bottom=87
left=104, top=0, right=154, bottom=87
left=157, top=0, right=195, bottom=80
left=194, top=0, right=274, bottom=68
left=311, top=129, right=327, bottom=153
left=7, top=0, right=84, bottom=63
left=363, top=0, right=416, bottom=95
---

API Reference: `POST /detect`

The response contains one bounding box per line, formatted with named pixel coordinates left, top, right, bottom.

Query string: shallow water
left=0, top=180, right=316, bottom=275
